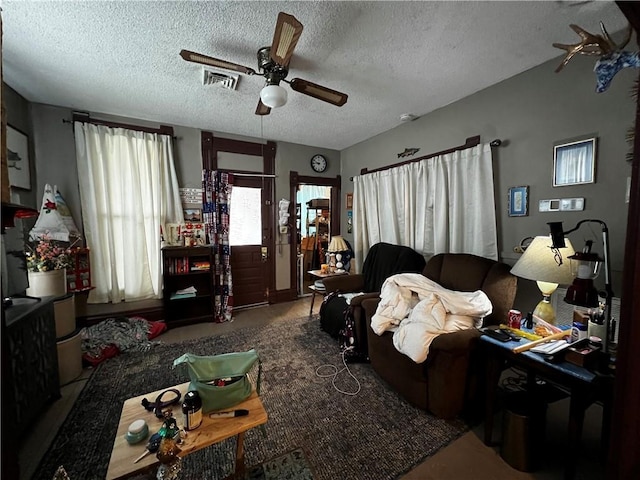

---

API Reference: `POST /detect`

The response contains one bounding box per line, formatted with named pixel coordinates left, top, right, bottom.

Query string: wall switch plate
left=559, top=198, right=585, bottom=211
left=539, top=199, right=560, bottom=212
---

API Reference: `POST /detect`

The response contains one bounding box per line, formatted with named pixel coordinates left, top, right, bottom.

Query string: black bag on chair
left=319, top=291, right=349, bottom=338
left=320, top=292, right=369, bottom=362
left=339, top=306, right=369, bottom=363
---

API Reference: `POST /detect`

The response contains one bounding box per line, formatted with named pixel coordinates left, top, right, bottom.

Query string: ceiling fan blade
left=180, top=49, right=256, bottom=75
left=270, top=12, right=303, bottom=67
left=289, top=78, right=348, bottom=106
left=255, top=99, right=271, bottom=116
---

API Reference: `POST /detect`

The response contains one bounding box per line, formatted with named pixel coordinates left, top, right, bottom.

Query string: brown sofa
left=361, top=253, right=517, bottom=419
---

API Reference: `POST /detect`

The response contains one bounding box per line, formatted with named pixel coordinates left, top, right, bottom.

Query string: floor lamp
left=548, top=220, right=614, bottom=354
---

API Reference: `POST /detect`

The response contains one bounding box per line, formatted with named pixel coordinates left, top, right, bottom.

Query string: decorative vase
left=26, top=269, right=67, bottom=297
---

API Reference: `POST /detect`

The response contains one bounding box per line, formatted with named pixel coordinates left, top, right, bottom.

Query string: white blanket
left=371, top=273, right=492, bottom=363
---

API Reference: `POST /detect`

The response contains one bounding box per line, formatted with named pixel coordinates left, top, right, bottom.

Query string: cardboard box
left=564, top=338, right=600, bottom=370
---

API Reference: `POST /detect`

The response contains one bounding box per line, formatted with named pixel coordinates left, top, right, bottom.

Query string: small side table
left=480, top=334, right=614, bottom=479
left=307, top=269, right=348, bottom=317
left=106, top=382, right=267, bottom=479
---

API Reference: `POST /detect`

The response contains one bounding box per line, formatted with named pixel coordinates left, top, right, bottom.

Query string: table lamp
left=510, top=235, right=576, bottom=324
left=327, top=235, right=348, bottom=272
left=548, top=220, right=613, bottom=353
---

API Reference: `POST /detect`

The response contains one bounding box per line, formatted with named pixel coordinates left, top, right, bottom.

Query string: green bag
left=173, top=349, right=261, bottom=413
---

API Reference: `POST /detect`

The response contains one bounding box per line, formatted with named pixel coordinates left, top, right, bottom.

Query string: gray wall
left=4, top=94, right=340, bottom=292
left=340, top=55, right=635, bottom=301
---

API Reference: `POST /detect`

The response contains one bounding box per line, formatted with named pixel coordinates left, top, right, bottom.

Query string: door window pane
left=230, top=186, right=262, bottom=246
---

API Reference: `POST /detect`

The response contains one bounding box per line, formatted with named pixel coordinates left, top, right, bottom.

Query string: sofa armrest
left=425, top=328, right=483, bottom=418
left=361, top=297, right=382, bottom=319
left=322, top=274, right=365, bottom=293
left=429, top=328, right=482, bottom=352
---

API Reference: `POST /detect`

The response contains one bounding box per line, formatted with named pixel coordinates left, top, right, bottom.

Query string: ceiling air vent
left=203, top=69, right=239, bottom=90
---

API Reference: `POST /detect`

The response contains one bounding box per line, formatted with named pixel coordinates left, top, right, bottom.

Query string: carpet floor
left=34, top=316, right=467, bottom=480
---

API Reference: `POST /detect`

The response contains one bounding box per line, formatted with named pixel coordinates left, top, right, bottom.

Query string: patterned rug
left=34, top=316, right=467, bottom=480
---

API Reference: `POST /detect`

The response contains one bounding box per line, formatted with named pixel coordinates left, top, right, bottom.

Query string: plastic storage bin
left=53, top=293, right=76, bottom=338
left=56, top=329, right=83, bottom=386
left=500, top=391, right=547, bottom=472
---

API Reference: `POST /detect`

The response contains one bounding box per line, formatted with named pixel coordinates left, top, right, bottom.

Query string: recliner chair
left=361, top=253, right=517, bottom=419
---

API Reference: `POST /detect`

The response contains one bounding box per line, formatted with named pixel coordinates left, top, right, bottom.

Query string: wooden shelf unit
left=162, top=245, right=213, bottom=327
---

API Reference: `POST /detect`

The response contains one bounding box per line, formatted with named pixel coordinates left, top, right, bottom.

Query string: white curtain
left=74, top=122, right=183, bottom=303
left=353, top=143, right=497, bottom=271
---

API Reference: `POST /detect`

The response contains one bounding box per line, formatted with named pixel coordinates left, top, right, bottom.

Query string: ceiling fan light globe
left=260, top=85, right=287, bottom=108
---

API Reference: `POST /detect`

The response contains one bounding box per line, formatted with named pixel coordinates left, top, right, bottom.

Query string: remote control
left=481, top=327, right=511, bottom=342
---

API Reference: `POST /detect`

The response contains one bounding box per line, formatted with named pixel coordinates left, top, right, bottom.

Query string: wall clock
left=310, top=154, right=328, bottom=173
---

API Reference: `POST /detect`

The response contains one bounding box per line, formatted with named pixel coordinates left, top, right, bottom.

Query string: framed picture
left=166, top=223, right=182, bottom=246
left=346, top=193, right=353, bottom=210
left=553, top=137, right=597, bottom=187
left=183, top=208, right=202, bottom=222
left=6, top=124, right=31, bottom=190
left=508, top=186, right=529, bottom=217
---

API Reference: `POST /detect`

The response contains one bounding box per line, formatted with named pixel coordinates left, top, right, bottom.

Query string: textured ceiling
left=1, top=1, right=629, bottom=151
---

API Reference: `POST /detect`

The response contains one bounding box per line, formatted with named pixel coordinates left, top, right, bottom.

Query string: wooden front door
left=229, top=178, right=270, bottom=307
left=201, top=132, right=276, bottom=309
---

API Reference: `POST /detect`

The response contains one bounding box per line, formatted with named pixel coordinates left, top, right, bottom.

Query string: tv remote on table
left=481, top=327, right=511, bottom=342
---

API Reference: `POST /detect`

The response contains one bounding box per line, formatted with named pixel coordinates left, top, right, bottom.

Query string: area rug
left=124, top=448, right=313, bottom=480
left=34, top=316, right=468, bottom=480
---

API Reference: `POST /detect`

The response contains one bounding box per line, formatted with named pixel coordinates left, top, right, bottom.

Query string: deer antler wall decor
left=553, top=22, right=639, bottom=92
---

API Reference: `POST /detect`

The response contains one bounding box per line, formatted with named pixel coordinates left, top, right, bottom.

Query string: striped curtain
left=202, top=170, right=233, bottom=322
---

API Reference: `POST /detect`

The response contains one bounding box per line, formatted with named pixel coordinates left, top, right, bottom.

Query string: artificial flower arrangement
left=25, top=235, right=73, bottom=272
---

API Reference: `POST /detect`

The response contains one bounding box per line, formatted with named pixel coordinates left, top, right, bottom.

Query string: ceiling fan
left=180, top=12, right=348, bottom=115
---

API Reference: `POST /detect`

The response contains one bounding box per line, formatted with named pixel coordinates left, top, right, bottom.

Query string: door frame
left=202, top=132, right=277, bottom=303
left=289, top=171, right=341, bottom=295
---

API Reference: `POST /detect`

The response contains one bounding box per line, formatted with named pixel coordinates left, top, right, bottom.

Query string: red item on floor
left=83, top=344, right=120, bottom=368
left=82, top=318, right=167, bottom=368
left=148, top=320, right=167, bottom=339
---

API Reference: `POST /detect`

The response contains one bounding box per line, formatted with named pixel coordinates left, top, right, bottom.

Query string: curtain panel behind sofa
left=75, top=122, right=183, bottom=303
left=353, top=143, right=497, bottom=271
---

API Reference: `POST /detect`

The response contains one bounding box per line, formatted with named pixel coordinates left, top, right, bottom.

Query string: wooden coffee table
left=106, top=382, right=268, bottom=479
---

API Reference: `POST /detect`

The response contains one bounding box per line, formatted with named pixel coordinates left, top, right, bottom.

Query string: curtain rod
left=350, top=136, right=503, bottom=180
left=231, top=173, right=277, bottom=178
left=65, top=113, right=176, bottom=138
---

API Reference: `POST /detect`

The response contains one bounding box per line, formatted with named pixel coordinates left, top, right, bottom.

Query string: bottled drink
left=182, top=390, right=202, bottom=430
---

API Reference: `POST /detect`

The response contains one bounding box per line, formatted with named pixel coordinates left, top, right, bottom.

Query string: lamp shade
left=510, top=236, right=575, bottom=285
left=260, top=84, right=287, bottom=108
left=327, top=236, right=348, bottom=253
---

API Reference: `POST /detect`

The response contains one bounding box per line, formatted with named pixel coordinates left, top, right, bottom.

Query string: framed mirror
left=553, top=136, right=597, bottom=187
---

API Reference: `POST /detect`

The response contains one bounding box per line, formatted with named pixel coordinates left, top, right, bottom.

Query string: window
left=229, top=186, right=262, bottom=245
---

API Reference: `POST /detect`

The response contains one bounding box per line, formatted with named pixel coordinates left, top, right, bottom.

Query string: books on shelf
left=191, top=261, right=210, bottom=271
left=165, top=256, right=210, bottom=274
